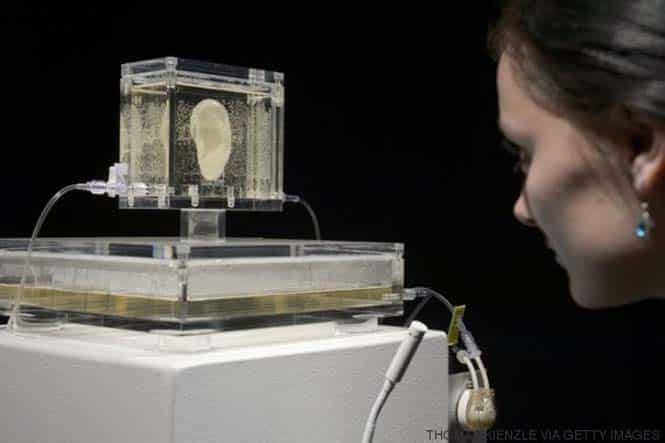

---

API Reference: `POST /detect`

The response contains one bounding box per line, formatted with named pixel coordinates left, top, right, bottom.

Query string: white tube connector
left=80, top=162, right=129, bottom=197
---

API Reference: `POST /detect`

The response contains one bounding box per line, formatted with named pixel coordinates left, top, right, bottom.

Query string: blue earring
left=635, top=202, right=655, bottom=239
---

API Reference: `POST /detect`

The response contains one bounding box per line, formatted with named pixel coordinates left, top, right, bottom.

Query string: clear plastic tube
left=475, top=356, right=490, bottom=389
left=298, top=198, right=321, bottom=240
left=284, top=194, right=321, bottom=240
left=403, top=287, right=481, bottom=356
left=9, top=183, right=86, bottom=330
left=460, top=353, right=479, bottom=389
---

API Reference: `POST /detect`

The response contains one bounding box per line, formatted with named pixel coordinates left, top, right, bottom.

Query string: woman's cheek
left=523, top=151, right=592, bottom=260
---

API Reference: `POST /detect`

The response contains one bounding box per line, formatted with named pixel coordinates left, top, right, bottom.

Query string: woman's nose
left=513, top=192, right=537, bottom=227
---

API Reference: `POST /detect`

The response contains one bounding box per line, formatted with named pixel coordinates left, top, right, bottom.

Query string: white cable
left=474, top=356, right=490, bottom=389
left=361, top=379, right=394, bottom=443
left=362, top=321, right=428, bottom=443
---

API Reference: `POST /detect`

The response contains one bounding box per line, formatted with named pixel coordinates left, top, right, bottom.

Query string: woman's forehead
left=498, top=56, right=531, bottom=136
left=497, top=53, right=551, bottom=140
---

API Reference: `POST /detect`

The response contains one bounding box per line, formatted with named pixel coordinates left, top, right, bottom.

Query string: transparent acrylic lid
left=119, top=57, right=285, bottom=211
left=0, top=238, right=404, bottom=327
left=121, top=57, right=284, bottom=84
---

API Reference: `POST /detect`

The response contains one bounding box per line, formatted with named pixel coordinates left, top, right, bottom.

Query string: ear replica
left=190, top=99, right=233, bottom=181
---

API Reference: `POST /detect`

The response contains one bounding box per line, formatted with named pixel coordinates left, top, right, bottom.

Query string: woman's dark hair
left=491, top=0, right=665, bottom=137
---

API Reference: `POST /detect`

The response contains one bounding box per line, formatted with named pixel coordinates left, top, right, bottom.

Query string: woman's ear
left=631, top=125, right=665, bottom=202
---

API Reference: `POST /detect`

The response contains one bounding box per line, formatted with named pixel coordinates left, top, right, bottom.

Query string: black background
left=1, top=2, right=664, bottom=436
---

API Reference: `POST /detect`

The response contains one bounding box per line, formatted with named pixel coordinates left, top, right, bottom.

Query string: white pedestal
left=0, top=323, right=449, bottom=443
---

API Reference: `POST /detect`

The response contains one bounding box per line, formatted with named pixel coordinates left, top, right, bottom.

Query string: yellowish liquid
left=0, top=284, right=399, bottom=322
left=119, top=80, right=279, bottom=203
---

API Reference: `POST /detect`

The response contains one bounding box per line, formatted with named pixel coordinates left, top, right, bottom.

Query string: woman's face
left=497, top=53, right=665, bottom=308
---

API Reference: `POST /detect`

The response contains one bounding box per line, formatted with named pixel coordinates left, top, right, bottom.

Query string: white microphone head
left=407, top=320, right=428, bottom=336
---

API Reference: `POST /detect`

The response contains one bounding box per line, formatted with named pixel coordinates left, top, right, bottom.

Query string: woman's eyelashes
left=502, top=137, right=531, bottom=174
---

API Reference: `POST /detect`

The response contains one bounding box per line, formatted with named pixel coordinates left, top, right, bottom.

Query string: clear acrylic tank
left=0, top=58, right=407, bottom=333
left=119, top=57, right=284, bottom=211
left=0, top=238, right=404, bottom=331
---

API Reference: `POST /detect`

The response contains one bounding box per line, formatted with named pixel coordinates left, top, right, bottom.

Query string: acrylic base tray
left=0, top=238, right=404, bottom=331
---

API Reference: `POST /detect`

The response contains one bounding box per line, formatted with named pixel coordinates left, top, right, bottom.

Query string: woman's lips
left=544, top=238, right=554, bottom=252
left=544, top=238, right=564, bottom=265
left=550, top=247, right=564, bottom=266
